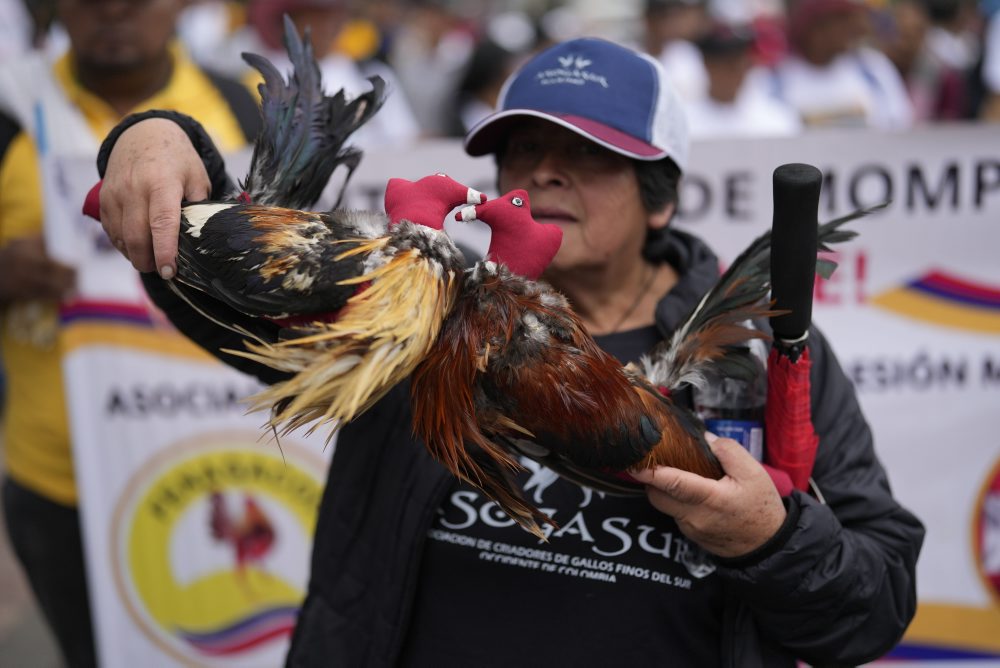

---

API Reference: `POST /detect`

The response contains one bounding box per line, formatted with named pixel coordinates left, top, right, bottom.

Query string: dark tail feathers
left=641, top=202, right=881, bottom=392
left=239, top=15, right=386, bottom=210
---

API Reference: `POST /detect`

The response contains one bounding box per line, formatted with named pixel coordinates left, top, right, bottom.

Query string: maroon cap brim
left=464, top=109, right=667, bottom=161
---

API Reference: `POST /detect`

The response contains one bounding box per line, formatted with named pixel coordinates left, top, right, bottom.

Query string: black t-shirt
left=399, top=327, right=724, bottom=667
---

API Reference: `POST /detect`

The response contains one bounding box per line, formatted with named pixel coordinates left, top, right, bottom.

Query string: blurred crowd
left=2, top=0, right=998, bottom=144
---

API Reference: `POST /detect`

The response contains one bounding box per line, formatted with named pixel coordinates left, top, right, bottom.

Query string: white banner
left=50, top=150, right=331, bottom=668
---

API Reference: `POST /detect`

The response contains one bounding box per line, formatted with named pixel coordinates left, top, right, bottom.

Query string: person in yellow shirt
left=0, top=1, right=258, bottom=666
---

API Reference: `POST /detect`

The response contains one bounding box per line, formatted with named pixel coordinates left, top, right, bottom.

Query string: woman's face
left=497, top=120, right=670, bottom=277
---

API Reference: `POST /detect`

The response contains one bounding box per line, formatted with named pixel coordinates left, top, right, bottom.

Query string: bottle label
left=704, top=418, right=763, bottom=461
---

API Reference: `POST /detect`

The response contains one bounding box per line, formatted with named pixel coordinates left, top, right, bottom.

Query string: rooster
left=171, top=19, right=490, bottom=436
left=209, top=492, right=276, bottom=574
left=411, top=191, right=866, bottom=539
left=84, top=17, right=484, bottom=435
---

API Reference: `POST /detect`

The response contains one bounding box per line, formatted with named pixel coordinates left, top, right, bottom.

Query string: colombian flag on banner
left=60, top=299, right=213, bottom=360
left=871, top=270, right=1000, bottom=334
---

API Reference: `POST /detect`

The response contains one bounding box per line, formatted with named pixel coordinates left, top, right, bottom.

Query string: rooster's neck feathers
left=387, top=220, right=467, bottom=275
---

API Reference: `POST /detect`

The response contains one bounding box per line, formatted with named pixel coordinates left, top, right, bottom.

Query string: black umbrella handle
left=770, top=163, right=822, bottom=359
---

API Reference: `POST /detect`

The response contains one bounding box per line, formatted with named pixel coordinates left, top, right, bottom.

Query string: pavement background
left=0, top=432, right=65, bottom=668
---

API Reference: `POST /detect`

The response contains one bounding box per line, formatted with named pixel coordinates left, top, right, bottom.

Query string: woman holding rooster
left=96, top=36, right=922, bottom=667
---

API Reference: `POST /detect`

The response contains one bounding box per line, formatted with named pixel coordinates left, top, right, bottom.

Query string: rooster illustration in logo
left=209, top=492, right=276, bottom=574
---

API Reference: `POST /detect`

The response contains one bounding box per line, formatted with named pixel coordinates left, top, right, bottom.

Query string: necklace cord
left=608, top=263, right=657, bottom=334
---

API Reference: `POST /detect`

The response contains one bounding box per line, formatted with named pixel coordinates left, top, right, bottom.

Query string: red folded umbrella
left=764, top=164, right=823, bottom=493
left=765, top=346, right=818, bottom=492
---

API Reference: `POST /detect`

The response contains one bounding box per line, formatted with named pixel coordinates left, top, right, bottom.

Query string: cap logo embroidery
left=535, top=54, right=608, bottom=88
left=558, top=55, right=591, bottom=69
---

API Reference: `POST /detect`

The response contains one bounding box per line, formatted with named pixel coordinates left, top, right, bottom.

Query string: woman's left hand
left=630, top=433, right=787, bottom=558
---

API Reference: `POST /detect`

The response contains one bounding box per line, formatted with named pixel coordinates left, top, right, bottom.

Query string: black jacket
left=98, top=112, right=924, bottom=668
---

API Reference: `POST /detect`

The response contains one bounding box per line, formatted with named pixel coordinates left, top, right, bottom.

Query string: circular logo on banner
left=112, top=431, right=325, bottom=666
left=974, top=456, right=1000, bottom=606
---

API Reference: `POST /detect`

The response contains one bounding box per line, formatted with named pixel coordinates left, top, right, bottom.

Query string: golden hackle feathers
left=228, top=240, right=461, bottom=441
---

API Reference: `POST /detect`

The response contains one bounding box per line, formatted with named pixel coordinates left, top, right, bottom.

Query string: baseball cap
left=695, top=21, right=757, bottom=56
left=463, top=37, right=690, bottom=171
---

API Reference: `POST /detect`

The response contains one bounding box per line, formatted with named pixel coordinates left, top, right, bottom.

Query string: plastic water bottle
left=693, top=340, right=767, bottom=461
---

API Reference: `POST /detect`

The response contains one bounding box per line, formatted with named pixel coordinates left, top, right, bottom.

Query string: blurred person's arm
left=0, top=236, right=75, bottom=305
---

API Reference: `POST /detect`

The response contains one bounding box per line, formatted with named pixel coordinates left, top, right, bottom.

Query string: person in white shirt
left=643, top=0, right=711, bottom=101
left=200, top=0, right=421, bottom=150
left=0, top=0, right=34, bottom=60
left=684, top=21, right=801, bottom=139
left=386, top=0, right=476, bottom=137
left=771, top=0, right=914, bottom=130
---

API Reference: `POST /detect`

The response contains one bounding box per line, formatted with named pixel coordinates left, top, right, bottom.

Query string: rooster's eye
left=512, top=197, right=524, bottom=207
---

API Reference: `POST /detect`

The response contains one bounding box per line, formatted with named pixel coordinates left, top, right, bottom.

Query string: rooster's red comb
left=384, top=173, right=485, bottom=230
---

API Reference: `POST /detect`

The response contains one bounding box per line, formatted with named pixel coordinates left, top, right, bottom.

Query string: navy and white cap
left=464, top=37, right=690, bottom=172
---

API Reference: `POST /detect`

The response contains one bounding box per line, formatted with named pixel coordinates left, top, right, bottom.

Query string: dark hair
left=921, top=0, right=963, bottom=23
left=635, top=157, right=681, bottom=214
left=636, top=157, right=682, bottom=256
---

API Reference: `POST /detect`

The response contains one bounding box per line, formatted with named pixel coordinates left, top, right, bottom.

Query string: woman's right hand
left=99, top=118, right=211, bottom=278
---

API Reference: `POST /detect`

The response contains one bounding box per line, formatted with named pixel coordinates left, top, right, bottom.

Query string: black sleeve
left=96, top=109, right=236, bottom=199
left=715, top=326, right=925, bottom=665
left=141, top=273, right=291, bottom=385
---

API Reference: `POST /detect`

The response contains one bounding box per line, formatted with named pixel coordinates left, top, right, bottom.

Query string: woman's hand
left=631, top=433, right=787, bottom=558
left=99, top=118, right=211, bottom=278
